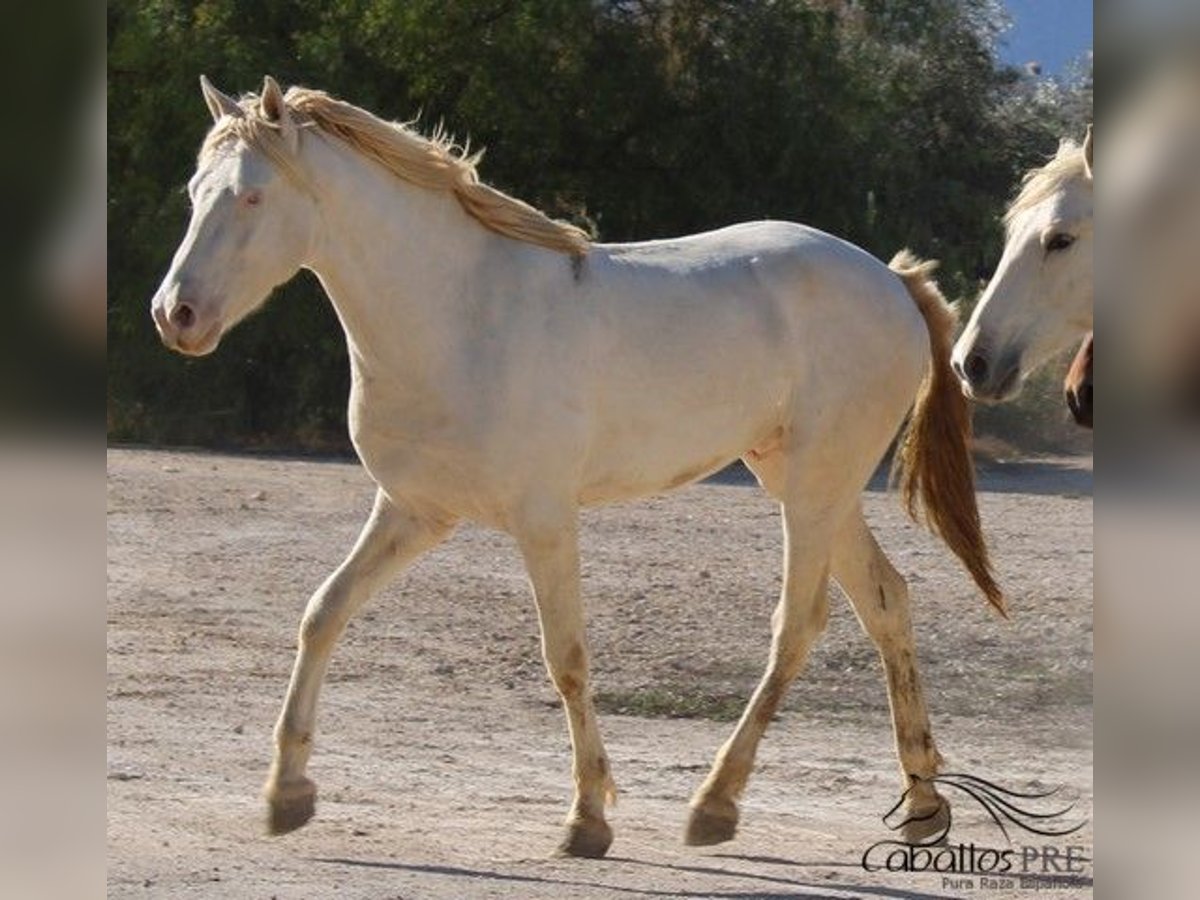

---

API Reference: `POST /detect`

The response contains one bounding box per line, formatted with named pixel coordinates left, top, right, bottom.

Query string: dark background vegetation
left=107, top=0, right=1092, bottom=454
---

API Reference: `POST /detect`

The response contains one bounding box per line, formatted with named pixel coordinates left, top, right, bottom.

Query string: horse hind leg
left=830, top=506, right=949, bottom=843
left=685, top=451, right=838, bottom=845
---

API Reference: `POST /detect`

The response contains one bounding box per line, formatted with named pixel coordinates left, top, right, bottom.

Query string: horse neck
left=301, top=132, right=494, bottom=376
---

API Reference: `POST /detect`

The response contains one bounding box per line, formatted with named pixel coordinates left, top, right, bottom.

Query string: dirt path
left=107, top=448, right=1092, bottom=899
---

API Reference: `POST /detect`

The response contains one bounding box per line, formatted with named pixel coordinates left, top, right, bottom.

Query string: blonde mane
left=201, top=86, right=591, bottom=257
left=1004, top=139, right=1091, bottom=234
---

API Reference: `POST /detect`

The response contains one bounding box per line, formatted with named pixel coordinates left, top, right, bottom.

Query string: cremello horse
left=951, top=129, right=1093, bottom=402
left=151, top=77, right=1003, bottom=858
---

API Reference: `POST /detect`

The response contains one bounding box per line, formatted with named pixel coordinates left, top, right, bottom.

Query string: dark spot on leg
left=566, top=642, right=586, bottom=672
left=554, top=642, right=588, bottom=699
left=877, top=585, right=887, bottom=610
left=557, top=673, right=582, bottom=699
left=596, top=755, right=607, bottom=777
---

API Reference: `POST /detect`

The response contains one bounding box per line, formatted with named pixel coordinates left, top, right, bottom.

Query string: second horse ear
left=260, top=76, right=298, bottom=150
left=1083, top=124, right=1093, bottom=180
left=200, top=75, right=242, bottom=123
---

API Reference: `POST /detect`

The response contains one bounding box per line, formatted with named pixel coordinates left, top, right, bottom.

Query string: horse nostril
left=170, top=301, right=196, bottom=330
left=964, top=352, right=989, bottom=386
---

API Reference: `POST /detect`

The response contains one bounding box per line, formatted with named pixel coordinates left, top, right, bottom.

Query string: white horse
left=151, top=76, right=1002, bottom=858
left=951, top=130, right=1093, bottom=401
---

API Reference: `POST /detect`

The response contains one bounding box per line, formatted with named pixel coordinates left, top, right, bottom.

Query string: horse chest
left=347, top=379, right=502, bottom=507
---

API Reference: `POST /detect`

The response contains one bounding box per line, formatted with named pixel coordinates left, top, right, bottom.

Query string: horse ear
left=1083, top=124, right=1093, bottom=179
left=260, top=75, right=297, bottom=149
left=200, top=75, right=242, bottom=123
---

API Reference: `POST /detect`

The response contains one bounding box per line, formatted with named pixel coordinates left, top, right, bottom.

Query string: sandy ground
left=107, top=447, right=1092, bottom=899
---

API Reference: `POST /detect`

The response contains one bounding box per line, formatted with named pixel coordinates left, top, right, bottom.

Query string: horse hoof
left=902, top=795, right=950, bottom=845
left=555, top=817, right=613, bottom=859
left=684, top=800, right=739, bottom=846
left=266, top=778, right=317, bottom=835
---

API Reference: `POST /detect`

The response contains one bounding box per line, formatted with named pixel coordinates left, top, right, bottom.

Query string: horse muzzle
left=952, top=345, right=1023, bottom=402
left=152, top=293, right=223, bottom=356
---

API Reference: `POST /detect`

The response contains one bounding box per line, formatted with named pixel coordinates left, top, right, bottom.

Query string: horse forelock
left=199, top=104, right=309, bottom=191
left=1003, top=140, right=1092, bottom=235
left=198, top=86, right=590, bottom=257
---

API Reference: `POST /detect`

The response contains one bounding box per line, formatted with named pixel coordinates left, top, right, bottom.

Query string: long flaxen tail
left=888, top=250, right=1006, bottom=617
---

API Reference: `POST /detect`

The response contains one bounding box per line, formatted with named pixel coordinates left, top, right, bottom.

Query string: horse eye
left=244, top=191, right=262, bottom=207
left=1045, top=233, right=1075, bottom=253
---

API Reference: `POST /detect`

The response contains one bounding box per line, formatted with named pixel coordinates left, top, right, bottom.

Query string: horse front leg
left=514, top=503, right=616, bottom=858
left=265, top=488, right=455, bottom=834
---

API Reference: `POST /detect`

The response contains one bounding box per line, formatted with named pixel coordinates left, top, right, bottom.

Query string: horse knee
left=769, top=593, right=829, bottom=681
left=546, top=640, right=589, bottom=701
left=775, top=586, right=830, bottom=637
left=552, top=670, right=585, bottom=701
left=299, top=585, right=350, bottom=652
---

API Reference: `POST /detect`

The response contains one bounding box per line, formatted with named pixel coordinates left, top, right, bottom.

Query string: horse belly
left=578, top=360, right=788, bottom=504
left=576, top=268, right=801, bottom=503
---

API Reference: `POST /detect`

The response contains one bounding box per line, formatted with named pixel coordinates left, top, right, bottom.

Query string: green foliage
left=108, top=0, right=1092, bottom=453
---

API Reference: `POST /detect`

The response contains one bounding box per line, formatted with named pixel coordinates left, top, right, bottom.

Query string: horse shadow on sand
left=706, top=458, right=1091, bottom=499
left=309, top=850, right=1012, bottom=899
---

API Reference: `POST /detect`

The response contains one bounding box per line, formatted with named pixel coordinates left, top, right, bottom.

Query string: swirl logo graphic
left=861, top=773, right=1089, bottom=874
